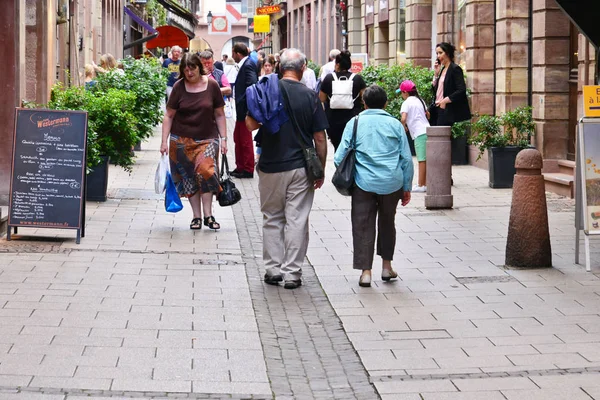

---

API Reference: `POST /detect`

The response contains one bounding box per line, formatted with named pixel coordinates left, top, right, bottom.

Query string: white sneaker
left=412, top=185, right=426, bottom=193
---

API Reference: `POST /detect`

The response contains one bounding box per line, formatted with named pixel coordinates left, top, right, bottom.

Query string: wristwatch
left=221, top=137, right=228, bottom=141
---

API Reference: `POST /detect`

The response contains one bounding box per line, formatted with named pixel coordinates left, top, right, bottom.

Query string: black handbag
left=331, top=116, right=359, bottom=196
left=279, top=81, right=324, bottom=182
left=217, top=156, right=241, bottom=207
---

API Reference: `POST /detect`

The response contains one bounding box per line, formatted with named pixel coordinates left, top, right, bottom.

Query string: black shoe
left=231, top=170, right=253, bottom=179
left=264, top=274, right=283, bottom=285
left=284, top=280, right=302, bottom=290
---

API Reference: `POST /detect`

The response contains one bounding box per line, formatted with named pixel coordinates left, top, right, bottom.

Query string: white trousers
left=258, top=167, right=315, bottom=281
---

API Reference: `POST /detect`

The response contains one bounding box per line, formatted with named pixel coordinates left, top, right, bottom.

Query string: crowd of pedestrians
left=151, top=41, right=470, bottom=289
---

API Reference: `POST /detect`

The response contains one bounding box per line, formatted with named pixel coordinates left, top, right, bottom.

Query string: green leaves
left=469, top=106, right=534, bottom=160
left=360, top=63, right=435, bottom=121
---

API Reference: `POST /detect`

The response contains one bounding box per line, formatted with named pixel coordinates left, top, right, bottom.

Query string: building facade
left=0, top=0, right=125, bottom=204
left=283, top=0, right=596, bottom=177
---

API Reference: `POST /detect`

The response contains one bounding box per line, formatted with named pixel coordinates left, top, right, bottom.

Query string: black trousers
left=351, top=186, right=403, bottom=270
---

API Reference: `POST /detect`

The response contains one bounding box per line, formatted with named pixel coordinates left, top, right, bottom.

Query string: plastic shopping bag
left=224, top=98, right=233, bottom=119
left=164, top=172, right=183, bottom=213
left=154, top=155, right=170, bottom=194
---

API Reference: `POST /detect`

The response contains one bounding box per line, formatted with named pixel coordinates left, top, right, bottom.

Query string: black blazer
left=234, top=58, right=258, bottom=122
left=433, top=62, right=471, bottom=124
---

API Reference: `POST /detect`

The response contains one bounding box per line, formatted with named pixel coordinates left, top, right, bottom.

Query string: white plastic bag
left=224, top=98, right=233, bottom=119
left=155, top=155, right=170, bottom=194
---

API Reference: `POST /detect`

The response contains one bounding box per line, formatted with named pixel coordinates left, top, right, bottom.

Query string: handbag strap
left=220, top=155, right=231, bottom=178
left=350, top=116, right=359, bottom=149
left=279, top=80, right=309, bottom=151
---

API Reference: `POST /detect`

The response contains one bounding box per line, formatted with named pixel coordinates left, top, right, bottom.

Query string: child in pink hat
left=398, top=80, right=429, bottom=192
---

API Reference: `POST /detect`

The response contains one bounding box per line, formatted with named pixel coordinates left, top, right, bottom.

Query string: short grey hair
left=198, top=51, right=213, bottom=60
left=329, top=49, right=341, bottom=60
left=279, top=48, right=306, bottom=73
left=171, top=45, right=182, bottom=53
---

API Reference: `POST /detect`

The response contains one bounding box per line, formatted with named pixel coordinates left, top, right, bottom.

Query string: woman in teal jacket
left=334, top=85, right=414, bottom=287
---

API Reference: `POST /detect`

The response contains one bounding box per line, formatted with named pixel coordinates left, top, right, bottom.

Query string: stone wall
left=406, top=0, right=432, bottom=67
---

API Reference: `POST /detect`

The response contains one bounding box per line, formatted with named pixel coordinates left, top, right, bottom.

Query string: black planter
left=406, top=130, right=416, bottom=157
left=451, top=135, right=469, bottom=165
left=488, top=146, right=522, bottom=188
left=86, top=156, right=110, bottom=202
left=133, top=140, right=142, bottom=152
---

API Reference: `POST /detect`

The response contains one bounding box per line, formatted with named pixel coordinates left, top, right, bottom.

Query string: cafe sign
left=256, top=5, right=281, bottom=15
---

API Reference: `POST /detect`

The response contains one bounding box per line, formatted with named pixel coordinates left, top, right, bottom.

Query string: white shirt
left=320, top=61, right=335, bottom=79
left=301, top=68, right=317, bottom=90
left=236, top=56, right=249, bottom=71
left=400, top=96, right=430, bottom=139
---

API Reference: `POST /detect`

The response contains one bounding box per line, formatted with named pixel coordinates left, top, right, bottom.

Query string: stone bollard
left=505, top=149, right=552, bottom=268
left=425, top=126, right=453, bottom=209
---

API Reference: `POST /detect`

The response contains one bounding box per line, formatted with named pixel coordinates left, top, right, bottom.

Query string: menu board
left=8, top=109, right=87, bottom=238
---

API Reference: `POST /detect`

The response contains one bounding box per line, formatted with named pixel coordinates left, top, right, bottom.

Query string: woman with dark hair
left=431, top=42, right=471, bottom=126
left=160, top=53, right=228, bottom=231
left=334, top=85, right=414, bottom=288
left=319, top=50, right=367, bottom=151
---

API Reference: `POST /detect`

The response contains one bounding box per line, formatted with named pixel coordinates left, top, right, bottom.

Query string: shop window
left=454, top=0, right=467, bottom=70
left=396, top=0, right=406, bottom=64
left=367, top=26, right=374, bottom=64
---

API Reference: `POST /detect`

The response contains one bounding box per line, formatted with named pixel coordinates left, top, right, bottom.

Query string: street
left=1, top=131, right=600, bottom=400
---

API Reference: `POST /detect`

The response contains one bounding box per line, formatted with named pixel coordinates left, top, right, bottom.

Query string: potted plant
left=90, top=56, right=168, bottom=152
left=469, top=106, right=534, bottom=188
left=48, top=83, right=140, bottom=201
left=451, top=119, right=471, bottom=165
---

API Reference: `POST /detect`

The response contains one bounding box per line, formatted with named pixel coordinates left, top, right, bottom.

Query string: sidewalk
left=1, top=129, right=600, bottom=399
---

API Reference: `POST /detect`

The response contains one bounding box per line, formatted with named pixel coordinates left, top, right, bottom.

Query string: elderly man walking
left=246, top=48, right=328, bottom=289
left=162, top=45, right=182, bottom=99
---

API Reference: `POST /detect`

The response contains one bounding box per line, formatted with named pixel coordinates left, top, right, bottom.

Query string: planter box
left=451, top=135, right=469, bottom=165
left=488, top=146, right=522, bottom=188
left=86, top=156, right=110, bottom=202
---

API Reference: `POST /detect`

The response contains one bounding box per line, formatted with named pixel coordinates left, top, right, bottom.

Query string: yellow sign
left=256, top=5, right=281, bottom=15
left=253, top=15, right=270, bottom=33
left=584, top=86, right=600, bottom=117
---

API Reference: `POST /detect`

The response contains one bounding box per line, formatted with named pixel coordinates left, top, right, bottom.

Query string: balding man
left=246, top=48, right=328, bottom=290
left=163, top=45, right=182, bottom=99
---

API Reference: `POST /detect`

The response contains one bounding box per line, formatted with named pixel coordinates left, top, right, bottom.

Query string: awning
left=156, top=0, right=198, bottom=28
left=124, top=6, right=157, bottom=34
left=554, top=0, right=600, bottom=48
left=145, top=25, right=190, bottom=50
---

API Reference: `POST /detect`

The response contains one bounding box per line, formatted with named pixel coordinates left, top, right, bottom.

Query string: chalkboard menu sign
left=8, top=108, right=87, bottom=243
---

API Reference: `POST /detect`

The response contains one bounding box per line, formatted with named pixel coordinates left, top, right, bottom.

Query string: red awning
left=146, top=25, right=190, bottom=49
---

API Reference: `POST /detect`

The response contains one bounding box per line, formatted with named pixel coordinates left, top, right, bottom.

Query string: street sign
left=256, top=5, right=281, bottom=15
left=253, top=15, right=270, bottom=33
left=583, top=86, right=600, bottom=117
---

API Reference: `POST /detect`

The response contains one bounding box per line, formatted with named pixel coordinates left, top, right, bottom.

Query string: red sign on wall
left=256, top=5, right=281, bottom=15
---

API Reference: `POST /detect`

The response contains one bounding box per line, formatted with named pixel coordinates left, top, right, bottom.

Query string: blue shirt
left=334, top=109, right=414, bottom=194
left=162, top=58, right=181, bottom=87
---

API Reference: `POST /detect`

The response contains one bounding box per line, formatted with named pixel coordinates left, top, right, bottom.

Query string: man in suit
left=231, top=43, right=258, bottom=178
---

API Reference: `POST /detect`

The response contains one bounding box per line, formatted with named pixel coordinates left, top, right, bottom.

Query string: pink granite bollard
left=425, top=126, right=453, bottom=209
left=505, top=149, right=552, bottom=269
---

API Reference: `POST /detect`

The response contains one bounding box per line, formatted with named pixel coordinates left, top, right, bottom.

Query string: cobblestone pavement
left=2, top=129, right=600, bottom=399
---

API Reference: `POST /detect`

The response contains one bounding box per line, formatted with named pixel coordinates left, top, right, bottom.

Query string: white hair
left=329, top=49, right=341, bottom=60
left=171, top=45, right=182, bottom=52
left=280, top=48, right=307, bottom=73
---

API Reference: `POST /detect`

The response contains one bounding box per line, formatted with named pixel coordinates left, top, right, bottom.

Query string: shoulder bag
left=279, top=81, right=324, bottom=183
left=217, top=155, right=242, bottom=207
left=331, top=116, right=359, bottom=196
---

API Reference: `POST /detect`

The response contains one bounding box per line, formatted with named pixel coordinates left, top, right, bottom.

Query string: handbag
left=279, top=81, right=324, bottom=182
left=331, top=116, right=359, bottom=196
left=154, top=155, right=170, bottom=194
left=217, top=155, right=242, bottom=207
left=164, top=171, right=183, bottom=213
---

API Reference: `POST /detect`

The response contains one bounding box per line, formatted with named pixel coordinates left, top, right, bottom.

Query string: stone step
left=558, top=159, right=576, bottom=176
left=543, top=172, right=574, bottom=198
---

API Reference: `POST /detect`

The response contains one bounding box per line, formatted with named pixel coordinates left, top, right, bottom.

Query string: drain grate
left=455, top=275, right=517, bottom=284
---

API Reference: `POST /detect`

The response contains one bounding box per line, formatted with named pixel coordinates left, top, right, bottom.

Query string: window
left=454, top=0, right=467, bottom=70
left=396, top=0, right=406, bottom=64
